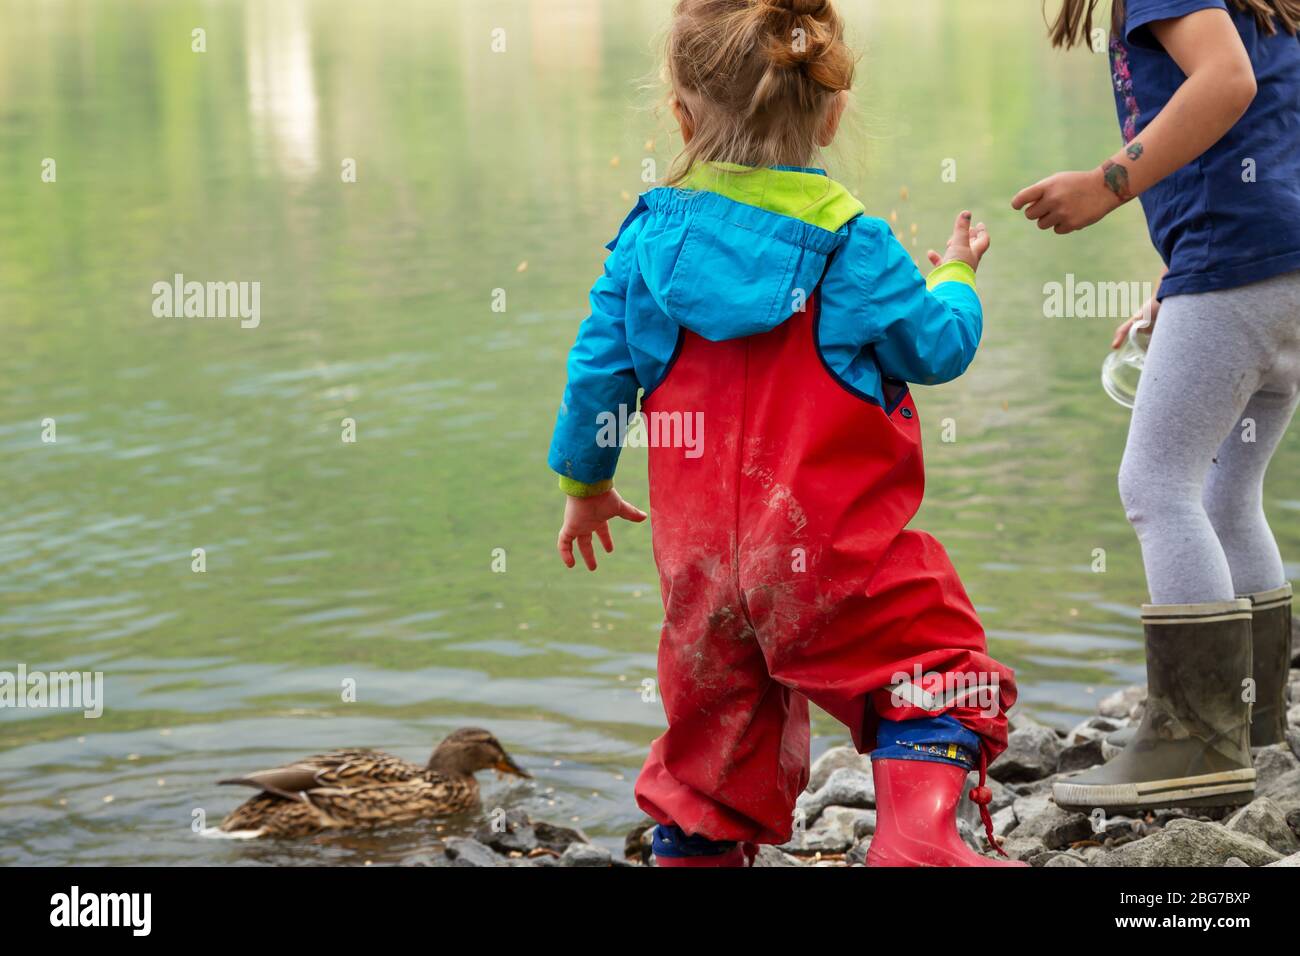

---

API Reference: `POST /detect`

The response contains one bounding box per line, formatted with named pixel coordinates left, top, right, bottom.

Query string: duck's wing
left=219, top=749, right=419, bottom=799
left=312, top=750, right=423, bottom=787
left=306, top=775, right=479, bottom=827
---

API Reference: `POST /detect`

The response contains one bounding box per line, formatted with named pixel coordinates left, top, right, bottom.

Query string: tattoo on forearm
left=1126, top=141, right=1144, bottom=161
left=1102, top=160, right=1133, bottom=202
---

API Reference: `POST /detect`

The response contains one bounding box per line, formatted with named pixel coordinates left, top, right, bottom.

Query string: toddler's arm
left=548, top=218, right=648, bottom=569
left=839, top=211, right=990, bottom=387
left=548, top=234, right=642, bottom=497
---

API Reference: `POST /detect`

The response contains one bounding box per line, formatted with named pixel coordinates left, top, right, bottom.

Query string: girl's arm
left=822, top=212, right=989, bottom=391
left=1012, top=8, right=1257, bottom=234
left=549, top=217, right=649, bottom=570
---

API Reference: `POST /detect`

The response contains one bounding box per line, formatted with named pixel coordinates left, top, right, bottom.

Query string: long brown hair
left=1047, top=0, right=1300, bottom=48
left=663, top=0, right=856, bottom=184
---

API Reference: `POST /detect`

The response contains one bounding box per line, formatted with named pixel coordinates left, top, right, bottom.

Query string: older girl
left=1016, top=0, right=1300, bottom=812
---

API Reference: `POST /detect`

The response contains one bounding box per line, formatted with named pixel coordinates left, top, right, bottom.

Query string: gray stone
left=443, top=837, right=504, bottom=867
left=1012, top=801, right=1093, bottom=850
left=1007, top=775, right=1058, bottom=798
left=1223, top=857, right=1249, bottom=867
left=399, top=851, right=448, bottom=867
left=808, top=744, right=871, bottom=791
left=1252, top=743, right=1300, bottom=791
left=849, top=809, right=879, bottom=840
left=1057, top=738, right=1106, bottom=774
left=796, top=767, right=875, bottom=823
left=1066, top=715, right=1125, bottom=745
left=989, top=726, right=1063, bottom=783
left=782, top=805, right=874, bottom=855
left=1099, top=819, right=1283, bottom=867
left=1226, top=797, right=1300, bottom=854
left=1007, top=710, right=1053, bottom=733
left=1098, top=685, right=1147, bottom=721
left=999, top=836, right=1046, bottom=862
left=780, top=825, right=851, bottom=855
left=1260, top=768, right=1300, bottom=816
left=1097, top=814, right=1148, bottom=845
left=560, top=842, right=612, bottom=867
left=474, top=809, right=538, bottom=854
left=991, top=804, right=1018, bottom=838
left=845, top=838, right=872, bottom=866
left=623, top=821, right=654, bottom=865
left=1011, top=793, right=1052, bottom=829
left=1044, top=852, right=1088, bottom=867
left=534, top=820, right=589, bottom=853
left=813, top=805, right=876, bottom=843
left=1020, top=847, right=1062, bottom=867
left=956, top=817, right=985, bottom=853
left=1152, top=807, right=1196, bottom=827
left=1267, top=850, right=1300, bottom=867
left=752, top=844, right=803, bottom=867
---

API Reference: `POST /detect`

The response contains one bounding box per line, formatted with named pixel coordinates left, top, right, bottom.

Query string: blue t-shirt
left=1110, top=0, right=1300, bottom=297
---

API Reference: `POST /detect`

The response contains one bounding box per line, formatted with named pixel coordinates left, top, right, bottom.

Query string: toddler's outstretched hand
left=557, top=488, right=647, bottom=571
left=926, top=211, right=990, bottom=272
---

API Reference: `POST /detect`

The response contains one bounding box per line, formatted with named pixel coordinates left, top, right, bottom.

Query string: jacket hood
left=611, top=166, right=864, bottom=341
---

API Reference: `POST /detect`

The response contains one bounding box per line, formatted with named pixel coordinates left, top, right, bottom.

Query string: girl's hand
left=1111, top=295, right=1161, bottom=349
left=926, top=211, right=990, bottom=272
left=557, top=488, right=647, bottom=571
left=1011, top=168, right=1123, bottom=235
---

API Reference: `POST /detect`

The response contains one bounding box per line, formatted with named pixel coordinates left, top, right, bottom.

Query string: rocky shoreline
left=428, top=643, right=1300, bottom=868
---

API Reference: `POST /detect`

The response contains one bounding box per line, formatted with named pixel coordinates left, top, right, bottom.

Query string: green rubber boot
left=1054, top=600, right=1256, bottom=813
left=1246, top=584, right=1292, bottom=747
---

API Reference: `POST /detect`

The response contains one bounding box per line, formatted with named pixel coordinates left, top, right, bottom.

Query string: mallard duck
left=217, top=727, right=531, bottom=838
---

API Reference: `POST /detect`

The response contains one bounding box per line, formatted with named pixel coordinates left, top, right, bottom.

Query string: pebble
left=795, top=767, right=875, bottom=823
left=807, top=744, right=871, bottom=791
left=989, top=725, right=1062, bottom=783
left=1098, top=819, right=1283, bottom=868
left=443, top=837, right=505, bottom=868
left=1097, top=685, right=1146, bottom=720
left=1225, top=797, right=1300, bottom=855
left=561, top=843, right=613, bottom=867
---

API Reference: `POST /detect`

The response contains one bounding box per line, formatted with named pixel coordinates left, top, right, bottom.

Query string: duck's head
left=427, top=727, right=532, bottom=779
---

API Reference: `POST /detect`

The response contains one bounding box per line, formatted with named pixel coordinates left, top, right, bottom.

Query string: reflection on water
left=246, top=0, right=320, bottom=180
left=1, top=0, right=1296, bottom=866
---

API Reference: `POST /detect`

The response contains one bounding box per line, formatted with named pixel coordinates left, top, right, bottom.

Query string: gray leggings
left=1119, top=270, right=1300, bottom=605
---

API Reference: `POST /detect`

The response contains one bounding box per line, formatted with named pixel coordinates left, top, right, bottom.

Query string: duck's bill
left=495, top=756, right=531, bottom=779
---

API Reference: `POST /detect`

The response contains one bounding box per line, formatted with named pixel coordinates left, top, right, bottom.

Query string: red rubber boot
left=866, top=759, right=1027, bottom=867
left=654, top=844, right=750, bottom=867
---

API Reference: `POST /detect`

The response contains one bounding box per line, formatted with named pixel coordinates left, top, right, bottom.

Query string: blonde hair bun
left=764, top=0, right=830, bottom=15
left=664, top=0, right=855, bottom=183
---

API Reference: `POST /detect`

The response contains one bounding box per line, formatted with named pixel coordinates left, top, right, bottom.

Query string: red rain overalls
left=633, top=288, right=1018, bottom=846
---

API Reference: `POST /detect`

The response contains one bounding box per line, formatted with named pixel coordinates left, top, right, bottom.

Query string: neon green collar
left=678, top=163, right=864, bottom=233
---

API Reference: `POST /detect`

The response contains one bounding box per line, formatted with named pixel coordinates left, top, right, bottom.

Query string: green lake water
left=2, top=0, right=1296, bottom=865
